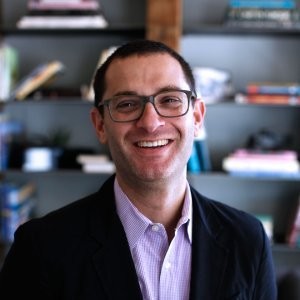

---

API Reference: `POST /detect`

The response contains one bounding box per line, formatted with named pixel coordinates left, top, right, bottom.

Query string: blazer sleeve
left=0, top=221, right=54, bottom=300
left=253, top=222, right=277, bottom=300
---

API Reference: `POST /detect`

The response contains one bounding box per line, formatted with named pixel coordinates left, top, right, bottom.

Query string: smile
left=137, top=139, right=170, bottom=148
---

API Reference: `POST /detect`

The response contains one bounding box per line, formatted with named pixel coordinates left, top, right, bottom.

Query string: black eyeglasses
left=98, top=89, right=195, bottom=123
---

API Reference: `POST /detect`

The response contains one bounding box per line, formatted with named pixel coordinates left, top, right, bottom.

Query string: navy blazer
left=0, top=175, right=277, bottom=299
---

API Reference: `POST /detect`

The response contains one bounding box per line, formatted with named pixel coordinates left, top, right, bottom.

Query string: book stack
left=0, top=182, right=36, bottom=243
left=17, top=0, right=108, bottom=29
left=222, top=148, right=300, bottom=178
left=0, top=45, right=19, bottom=102
left=235, top=82, right=300, bottom=105
left=224, top=0, right=300, bottom=29
left=76, top=154, right=116, bottom=173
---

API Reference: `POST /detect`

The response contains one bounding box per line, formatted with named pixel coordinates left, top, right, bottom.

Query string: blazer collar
left=189, top=187, right=230, bottom=300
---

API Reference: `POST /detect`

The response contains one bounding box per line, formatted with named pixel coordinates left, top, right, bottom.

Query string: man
left=0, top=40, right=277, bottom=299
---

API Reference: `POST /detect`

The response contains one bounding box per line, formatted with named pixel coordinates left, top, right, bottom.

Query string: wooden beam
left=146, top=0, right=182, bottom=52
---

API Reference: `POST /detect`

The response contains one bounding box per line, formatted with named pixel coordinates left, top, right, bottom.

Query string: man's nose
left=136, top=102, right=165, bottom=132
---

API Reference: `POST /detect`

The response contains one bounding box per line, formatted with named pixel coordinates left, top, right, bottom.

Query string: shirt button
left=152, top=224, right=160, bottom=232
left=165, top=262, right=172, bottom=269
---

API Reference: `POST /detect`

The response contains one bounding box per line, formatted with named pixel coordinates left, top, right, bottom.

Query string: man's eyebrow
left=112, top=86, right=184, bottom=97
left=113, top=91, right=138, bottom=96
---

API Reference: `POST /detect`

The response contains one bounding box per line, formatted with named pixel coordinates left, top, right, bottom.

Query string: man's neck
left=116, top=173, right=187, bottom=241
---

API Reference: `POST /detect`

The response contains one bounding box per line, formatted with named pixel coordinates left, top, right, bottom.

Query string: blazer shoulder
left=190, top=186, right=266, bottom=246
left=17, top=175, right=116, bottom=240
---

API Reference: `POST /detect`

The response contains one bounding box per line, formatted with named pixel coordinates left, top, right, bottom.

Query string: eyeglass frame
left=97, top=89, right=196, bottom=123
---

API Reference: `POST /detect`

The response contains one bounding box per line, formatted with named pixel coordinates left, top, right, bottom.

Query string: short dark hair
left=93, top=39, right=196, bottom=108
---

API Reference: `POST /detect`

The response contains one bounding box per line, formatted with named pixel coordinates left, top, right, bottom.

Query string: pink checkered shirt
left=114, top=178, right=192, bottom=300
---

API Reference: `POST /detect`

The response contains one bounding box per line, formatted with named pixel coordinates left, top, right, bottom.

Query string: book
left=222, top=149, right=300, bottom=176
left=246, top=82, right=300, bottom=95
left=0, top=45, right=19, bottom=102
left=17, top=0, right=108, bottom=29
left=17, top=15, right=108, bottom=29
left=0, top=182, right=36, bottom=243
left=224, top=0, right=300, bottom=29
left=286, top=195, right=300, bottom=247
left=12, top=60, right=65, bottom=100
left=227, top=8, right=298, bottom=22
left=28, top=0, right=100, bottom=11
left=0, top=115, right=24, bottom=170
left=228, top=0, right=296, bottom=9
left=187, top=142, right=202, bottom=173
left=235, top=93, right=300, bottom=105
left=76, top=154, right=116, bottom=173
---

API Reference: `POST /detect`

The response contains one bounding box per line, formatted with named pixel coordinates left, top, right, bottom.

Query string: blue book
left=195, top=139, right=212, bottom=172
left=0, top=118, right=23, bottom=170
left=0, top=182, right=36, bottom=243
left=229, top=0, right=296, bottom=9
left=187, top=142, right=202, bottom=173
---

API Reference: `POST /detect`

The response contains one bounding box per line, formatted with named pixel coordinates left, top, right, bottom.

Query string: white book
left=17, top=15, right=108, bottom=29
left=82, top=162, right=115, bottom=173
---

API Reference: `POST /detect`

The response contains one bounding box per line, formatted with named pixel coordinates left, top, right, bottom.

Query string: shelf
left=1, top=98, right=93, bottom=106
left=184, top=25, right=300, bottom=36
left=188, top=172, right=300, bottom=182
left=0, top=25, right=145, bottom=37
left=206, top=100, right=300, bottom=109
left=273, top=244, right=300, bottom=254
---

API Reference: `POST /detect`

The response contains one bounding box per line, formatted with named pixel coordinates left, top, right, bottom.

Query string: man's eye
left=115, top=100, right=140, bottom=111
left=160, top=97, right=182, bottom=105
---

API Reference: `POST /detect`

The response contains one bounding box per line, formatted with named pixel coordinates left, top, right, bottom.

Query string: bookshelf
left=1, top=0, right=300, bottom=293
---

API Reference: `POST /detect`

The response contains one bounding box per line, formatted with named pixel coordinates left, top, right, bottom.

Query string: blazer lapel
left=92, top=215, right=142, bottom=300
left=88, top=176, right=142, bottom=300
left=189, top=189, right=230, bottom=300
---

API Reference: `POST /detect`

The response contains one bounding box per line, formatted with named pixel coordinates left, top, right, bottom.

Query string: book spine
left=187, top=142, right=202, bottom=173
left=194, top=139, right=212, bottom=172
left=235, top=93, right=300, bottom=105
left=246, top=84, right=300, bottom=95
left=229, top=0, right=296, bottom=9
left=227, top=8, right=297, bottom=22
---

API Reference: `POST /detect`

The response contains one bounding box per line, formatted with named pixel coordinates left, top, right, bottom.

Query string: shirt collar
left=114, top=178, right=193, bottom=250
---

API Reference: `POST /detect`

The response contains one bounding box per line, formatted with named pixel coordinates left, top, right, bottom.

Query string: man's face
left=91, top=53, right=205, bottom=184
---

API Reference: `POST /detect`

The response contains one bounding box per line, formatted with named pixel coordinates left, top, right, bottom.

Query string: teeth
left=138, top=139, right=169, bottom=148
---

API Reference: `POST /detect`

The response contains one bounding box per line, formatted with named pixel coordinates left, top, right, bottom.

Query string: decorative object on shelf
left=11, top=60, right=65, bottom=101
left=17, top=0, right=108, bottom=29
left=193, top=67, right=234, bottom=104
left=22, top=127, right=71, bottom=171
left=224, top=0, right=300, bottom=29
left=22, top=147, right=61, bottom=171
left=83, top=46, right=117, bottom=102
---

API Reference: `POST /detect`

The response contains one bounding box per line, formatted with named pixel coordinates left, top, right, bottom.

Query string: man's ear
left=193, top=99, right=206, bottom=137
left=90, top=107, right=108, bottom=144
